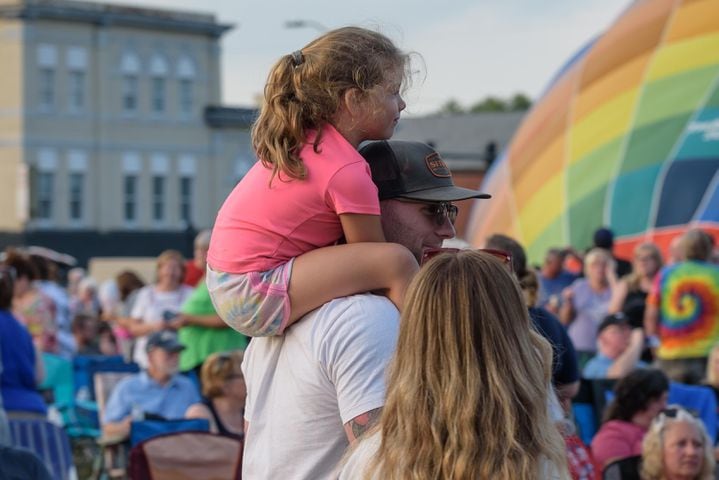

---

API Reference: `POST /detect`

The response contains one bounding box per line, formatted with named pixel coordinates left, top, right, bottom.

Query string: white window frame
left=151, top=175, right=165, bottom=222
left=33, top=149, right=57, bottom=225
left=122, top=75, right=139, bottom=113
left=39, top=67, right=55, bottom=110
left=66, top=47, right=88, bottom=112
left=121, top=52, right=141, bottom=115
left=177, top=56, right=196, bottom=117
left=67, top=150, right=87, bottom=225
left=178, top=155, right=196, bottom=225
left=150, top=154, right=169, bottom=224
left=37, top=45, right=57, bottom=111
left=68, top=70, right=85, bottom=112
left=123, top=174, right=138, bottom=224
left=150, top=54, right=168, bottom=115
left=151, top=76, right=166, bottom=114
left=122, top=152, right=142, bottom=226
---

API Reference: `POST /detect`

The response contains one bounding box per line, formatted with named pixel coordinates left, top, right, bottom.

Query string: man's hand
left=343, top=408, right=382, bottom=443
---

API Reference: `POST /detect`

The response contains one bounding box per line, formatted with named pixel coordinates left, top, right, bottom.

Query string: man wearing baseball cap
left=102, top=330, right=200, bottom=439
left=241, top=141, right=489, bottom=479
left=583, top=313, right=647, bottom=379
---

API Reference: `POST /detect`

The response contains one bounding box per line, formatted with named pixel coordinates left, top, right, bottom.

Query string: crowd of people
left=1, top=25, right=718, bottom=480
left=0, top=231, right=250, bottom=476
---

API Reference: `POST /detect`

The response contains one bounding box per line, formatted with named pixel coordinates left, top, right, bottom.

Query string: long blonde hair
left=625, top=242, right=663, bottom=291
left=252, top=26, right=409, bottom=182
left=367, top=250, right=567, bottom=479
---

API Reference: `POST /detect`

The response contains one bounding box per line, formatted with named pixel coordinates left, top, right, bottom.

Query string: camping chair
left=603, top=455, right=641, bottom=480
left=128, top=431, right=242, bottom=480
left=73, top=355, right=139, bottom=402
left=667, top=382, right=717, bottom=441
left=572, top=378, right=617, bottom=444
left=129, top=418, right=210, bottom=447
left=90, top=370, right=137, bottom=480
left=8, top=418, right=78, bottom=480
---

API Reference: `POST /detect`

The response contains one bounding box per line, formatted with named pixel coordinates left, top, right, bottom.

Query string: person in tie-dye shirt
left=645, top=229, right=719, bottom=384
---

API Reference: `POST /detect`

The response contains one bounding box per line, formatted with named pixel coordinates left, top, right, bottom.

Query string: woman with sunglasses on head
left=641, top=407, right=714, bottom=480
left=338, top=250, right=568, bottom=479
left=185, top=350, right=245, bottom=440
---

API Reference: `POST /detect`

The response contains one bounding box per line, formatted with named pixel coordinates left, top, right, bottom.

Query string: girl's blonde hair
left=200, top=350, right=244, bottom=399
left=366, top=250, right=567, bottom=479
left=252, top=26, right=409, bottom=182
left=641, top=407, right=715, bottom=480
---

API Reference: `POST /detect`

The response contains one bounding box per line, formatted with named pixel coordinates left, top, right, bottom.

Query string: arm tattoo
left=349, top=408, right=382, bottom=440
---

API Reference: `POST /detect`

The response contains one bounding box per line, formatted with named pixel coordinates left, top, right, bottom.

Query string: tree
left=469, top=96, right=507, bottom=113
left=509, top=93, right=532, bottom=111
left=439, top=99, right=464, bottom=114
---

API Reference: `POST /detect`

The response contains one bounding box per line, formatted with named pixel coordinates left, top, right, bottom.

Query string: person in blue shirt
left=0, top=264, right=47, bottom=418
left=584, top=313, right=647, bottom=379
left=102, top=330, right=200, bottom=439
left=537, top=248, right=578, bottom=313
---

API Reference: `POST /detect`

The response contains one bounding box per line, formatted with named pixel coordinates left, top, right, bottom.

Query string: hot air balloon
left=466, top=0, right=719, bottom=263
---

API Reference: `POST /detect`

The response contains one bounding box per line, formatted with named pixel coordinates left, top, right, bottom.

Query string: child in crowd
left=207, top=27, right=418, bottom=336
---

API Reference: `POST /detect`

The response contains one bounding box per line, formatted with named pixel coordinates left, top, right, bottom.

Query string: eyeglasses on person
left=396, top=199, right=458, bottom=226
left=420, top=247, right=512, bottom=270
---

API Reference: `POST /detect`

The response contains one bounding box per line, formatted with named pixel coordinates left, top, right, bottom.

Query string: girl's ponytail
left=252, top=54, right=308, bottom=181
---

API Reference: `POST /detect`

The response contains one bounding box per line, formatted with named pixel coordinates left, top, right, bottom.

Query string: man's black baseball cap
left=359, top=140, right=491, bottom=202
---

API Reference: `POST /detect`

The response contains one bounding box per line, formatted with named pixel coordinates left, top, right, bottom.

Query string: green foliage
left=439, top=99, right=464, bottom=114
left=436, top=93, right=532, bottom=114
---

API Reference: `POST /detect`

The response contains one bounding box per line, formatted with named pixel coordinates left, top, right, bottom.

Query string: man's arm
left=607, top=329, right=644, bottom=379
left=102, top=416, right=132, bottom=440
left=343, top=407, right=382, bottom=443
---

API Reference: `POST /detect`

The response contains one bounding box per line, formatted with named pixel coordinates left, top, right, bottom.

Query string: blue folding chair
left=73, top=355, right=139, bottom=401
left=668, top=382, right=717, bottom=442
left=130, top=418, right=210, bottom=447
left=8, top=418, right=77, bottom=480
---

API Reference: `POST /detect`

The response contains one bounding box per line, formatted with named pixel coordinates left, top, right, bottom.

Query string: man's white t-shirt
left=242, top=294, right=399, bottom=480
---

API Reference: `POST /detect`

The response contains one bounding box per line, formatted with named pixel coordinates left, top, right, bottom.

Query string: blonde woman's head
left=369, top=249, right=566, bottom=479
left=641, top=407, right=714, bottom=480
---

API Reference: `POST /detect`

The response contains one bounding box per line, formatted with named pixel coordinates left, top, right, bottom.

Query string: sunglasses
left=659, top=407, right=697, bottom=419
left=397, top=199, right=458, bottom=226
left=421, top=247, right=513, bottom=270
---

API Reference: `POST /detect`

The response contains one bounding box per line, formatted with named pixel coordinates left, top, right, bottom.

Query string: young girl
left=206, top=27, right=418, bottom=337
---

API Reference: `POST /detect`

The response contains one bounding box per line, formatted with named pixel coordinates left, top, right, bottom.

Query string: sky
left=102, top=0, right=633, bottom=116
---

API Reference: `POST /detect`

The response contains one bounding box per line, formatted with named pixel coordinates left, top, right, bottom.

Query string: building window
left=179, top=176, right=192, bottom=224
left=39, top=68, right=55, bottom=108
left=123, top=75, right=138, bottom=113
left=124, top=175, right=137, bottom=222
left=179, top=79, right=192, bottom=115
left=69, top=71, right=85, bottom=111
left=35, top=171, right=54, bottom=220
left=68, top=172, right=84, bottom=221
left=152, top=175, right=165, bottom=221
left=151, top=77, right=165, bottom=113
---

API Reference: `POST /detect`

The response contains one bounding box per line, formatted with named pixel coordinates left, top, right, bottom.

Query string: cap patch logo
left=425, top=153, right=450, bottom=178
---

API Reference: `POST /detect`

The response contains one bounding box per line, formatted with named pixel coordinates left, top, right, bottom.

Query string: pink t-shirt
left=208, top=124, right=380, bottom=274
left=590, top=420, right=647, bottom=468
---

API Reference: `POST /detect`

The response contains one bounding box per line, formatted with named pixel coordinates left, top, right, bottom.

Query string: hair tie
left=291, top=50, right=304, bottom=67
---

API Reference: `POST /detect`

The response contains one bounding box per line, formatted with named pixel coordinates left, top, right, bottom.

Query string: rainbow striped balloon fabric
left=466, top=0, right=719, bottom=261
